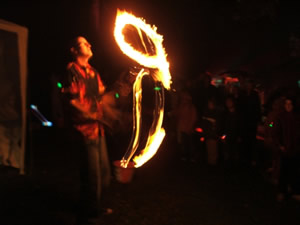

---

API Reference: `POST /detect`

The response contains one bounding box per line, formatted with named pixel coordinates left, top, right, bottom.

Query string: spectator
left=201, top=98, right=221, bottom=166
left=263, top=97, right=284, bottom=184
left=175, top=89, right=198, bottom=162
left=275, top=97, right=300, bottom=202
left=239, top=79, right=261, bottom=166
left=220, top=96, right=242, bottom=167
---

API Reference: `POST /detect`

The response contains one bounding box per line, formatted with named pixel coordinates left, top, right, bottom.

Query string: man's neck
left=76, top=57, right=89, bottom=67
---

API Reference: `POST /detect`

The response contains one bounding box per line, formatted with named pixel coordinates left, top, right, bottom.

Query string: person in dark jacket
left=220, top=96, right=242, bottom=167
left=239, top=79, right=261, bottom=166
left=275, top=97, right=300, bottom=202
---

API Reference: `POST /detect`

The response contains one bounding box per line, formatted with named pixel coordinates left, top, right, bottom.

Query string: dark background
left=1, top=2, right=300, bottom=224
left=0, top=0, right=300, bottom=119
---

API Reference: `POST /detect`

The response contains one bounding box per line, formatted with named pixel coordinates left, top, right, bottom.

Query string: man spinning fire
left=61, top=36, right=114, bottom=225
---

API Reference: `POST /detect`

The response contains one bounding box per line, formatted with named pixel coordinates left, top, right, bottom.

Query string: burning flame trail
left=114, top=10, right=171, bottom=168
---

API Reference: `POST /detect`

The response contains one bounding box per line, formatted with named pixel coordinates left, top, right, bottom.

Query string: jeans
left=78, top=136, right=111, bottom=222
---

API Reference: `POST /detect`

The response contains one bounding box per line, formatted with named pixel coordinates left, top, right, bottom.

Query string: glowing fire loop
left=114, top=10, right=172, bottom=168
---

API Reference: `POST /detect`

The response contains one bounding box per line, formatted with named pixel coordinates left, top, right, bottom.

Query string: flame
left=114, top=10, right=171, bottom=90
left=114, top=10, right=171, bottom=168
left=133, top=111, right=166, bottom=167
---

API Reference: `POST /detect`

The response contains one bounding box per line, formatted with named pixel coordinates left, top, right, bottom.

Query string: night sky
left=0, top=0, right=300, bottom=117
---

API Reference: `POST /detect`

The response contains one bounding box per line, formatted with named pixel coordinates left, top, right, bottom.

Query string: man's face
left=225, top=98, right=234, bottom=108
left=284, top=99, right=293, bottom=112
left=76, top=37, right=93, bottom=58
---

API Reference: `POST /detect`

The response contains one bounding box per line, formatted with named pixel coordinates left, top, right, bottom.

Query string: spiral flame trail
left=114, top=10, right=172, bottom=168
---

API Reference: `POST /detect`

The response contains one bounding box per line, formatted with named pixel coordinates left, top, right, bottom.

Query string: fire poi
left=114, top=10, right=172, bottom=168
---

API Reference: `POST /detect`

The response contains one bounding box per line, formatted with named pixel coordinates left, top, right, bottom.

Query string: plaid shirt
left=61, top=62, right=105, bottom=140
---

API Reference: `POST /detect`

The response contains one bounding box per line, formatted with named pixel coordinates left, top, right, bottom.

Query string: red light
left=200, top=137, right=205, bottom=142
left=195, top=127, right=203, bottom=133
left=256, top=135, right=264, bottom=141
left=221, top=135, right=226, bottom=140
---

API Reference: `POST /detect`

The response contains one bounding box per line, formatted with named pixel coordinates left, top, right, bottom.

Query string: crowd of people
left=170, top=71, right=300, bottom=203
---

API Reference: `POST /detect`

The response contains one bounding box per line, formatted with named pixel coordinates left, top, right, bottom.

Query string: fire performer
left=61, top=36, right=113, bottom=225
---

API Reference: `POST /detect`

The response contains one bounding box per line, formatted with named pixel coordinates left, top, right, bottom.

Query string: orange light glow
left=114, top=10, right=171, bottom=168
left=221, top=135, right=226, bottom=140
left=224, top=77, right=239, bottom=85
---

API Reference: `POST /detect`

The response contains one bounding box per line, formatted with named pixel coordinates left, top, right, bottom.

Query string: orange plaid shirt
left=62, top=62, right=105, bottom=140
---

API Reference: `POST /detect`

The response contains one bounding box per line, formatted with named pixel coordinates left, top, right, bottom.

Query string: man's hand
left=70, top=99, right=100, bottom=120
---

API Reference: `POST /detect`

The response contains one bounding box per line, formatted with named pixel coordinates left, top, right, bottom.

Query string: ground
left=1, top=126, right=300, bottom=225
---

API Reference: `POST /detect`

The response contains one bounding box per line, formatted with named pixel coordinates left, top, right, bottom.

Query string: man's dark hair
left=68, top=36, right=81, bottom=59
left=68, top=37, right=81, bottom=51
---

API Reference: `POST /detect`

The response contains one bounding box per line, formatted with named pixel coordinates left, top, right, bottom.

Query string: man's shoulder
left=66, top=62, right=76, bottom=70
left=66, top=62, right=81, bottom=76
left=62, top=62, right=78, bottom=83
